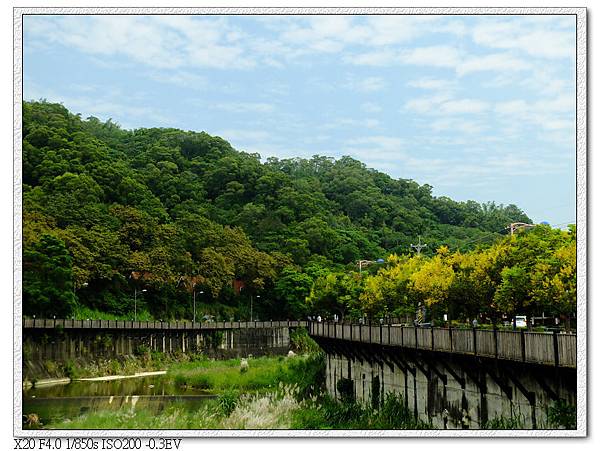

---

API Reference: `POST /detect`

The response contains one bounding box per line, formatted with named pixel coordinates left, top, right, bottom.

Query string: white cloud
left=361, top=102, right=383, bottom=113
left=439, top=99, right=489, bottom=114
left=24, top=83, right=173, bottom=129
left=495, top=94, right=574, bottom=129
left=212, top=102, right=275, bottom=113
left=344, top=77, right=387, bottom=92
left=344, top=50, right=398, bottom=66
left=404, top=93, right=454, bottom=114
left=457, top=52, right=532, bottom=76
left=405, top=94, right=488, bottom=116
left=148, top=71, right=208, bottom=90
left=214, top=129, right=271, bottom=142
left=25, top=15, right=255, bottom=70
left=321, top=117, right=380, bottom=130
left=401, top=45, right=462, bottom=68
left=407, top=78, right=455, bottom=90
left=430, top=118, right=487, bottom=135
left=472, top=19, right=575, bottom=60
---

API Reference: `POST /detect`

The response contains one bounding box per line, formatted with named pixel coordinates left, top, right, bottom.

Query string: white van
left=514, top=315, right=527, bottom=328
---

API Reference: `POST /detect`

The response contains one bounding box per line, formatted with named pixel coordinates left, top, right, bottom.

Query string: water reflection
left=23, top=376, right=215, bottom=427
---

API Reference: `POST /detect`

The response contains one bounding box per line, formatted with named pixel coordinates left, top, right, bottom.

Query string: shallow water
left=23, top=375, right=215, bottom=427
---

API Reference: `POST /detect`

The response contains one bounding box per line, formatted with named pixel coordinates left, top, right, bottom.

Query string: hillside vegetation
left=22, top=100, right=532, bottom=320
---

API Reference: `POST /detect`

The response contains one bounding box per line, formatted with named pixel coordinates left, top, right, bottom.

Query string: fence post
left=401, top=324, right=404, bottom=347
left=493, top=326, right=498, bottom=359
left=431, top=326, right=435, bottom=351
left=359, top=323, right=362, bottom=342
left=449, top=327, right=453, bottom=352
left=380, top=323, right=383, bottom=344
left=521, top=329, right=526, bottom=361
left=388, top=323, right=391, bottom=346
left=473, top=327, right=477, bottom=355
left=350, top=322, right=353, bottom=341
left=553, top=330, right=560, bottom=367
left=415, top=326, right=418, bottom=349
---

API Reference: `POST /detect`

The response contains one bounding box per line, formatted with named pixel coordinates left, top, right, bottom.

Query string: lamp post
left=251, top=295, right=260, bottom=322
left=134, top=288, right=147, bottom=322
left=195, top=290, right=204, bottom=323
left=73, top=281, right=88, bottom=297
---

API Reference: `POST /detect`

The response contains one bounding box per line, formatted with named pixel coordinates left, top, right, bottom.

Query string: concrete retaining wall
left=318, top=339, right=576, bottom=429
left=23, top=326, right=290, bottom=369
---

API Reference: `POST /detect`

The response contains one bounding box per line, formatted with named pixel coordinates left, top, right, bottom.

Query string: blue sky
left=23, top=14, right=576, bottom=226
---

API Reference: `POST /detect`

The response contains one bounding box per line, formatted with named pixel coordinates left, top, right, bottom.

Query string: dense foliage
left=23, top=100, right=534, bottom=320
left=308, top=225, right=576, bottom=327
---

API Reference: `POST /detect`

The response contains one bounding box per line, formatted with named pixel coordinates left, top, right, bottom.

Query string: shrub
left=336, top=378, right=355, bottom=403
left=217, top=389, right=240, bottom=416
left=290, top=328, right=321, bottom=354
left=548, top=400, right=576, bottom=429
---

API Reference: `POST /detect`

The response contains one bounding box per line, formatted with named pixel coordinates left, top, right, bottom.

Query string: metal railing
left=308, top=321, right=576, bottom=368
left=22, top=318, right=308, bottom=330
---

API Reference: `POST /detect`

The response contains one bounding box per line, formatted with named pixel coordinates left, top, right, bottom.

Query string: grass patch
left=291, top=393, right=431, bottom=430
left=166, top=354, right=325, bottom=396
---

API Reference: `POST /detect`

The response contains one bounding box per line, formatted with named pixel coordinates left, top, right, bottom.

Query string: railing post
left=401, top=324, right=404, bottom=347
left=473, top=327, right=477, bottom=356
left=359, top=323, right=362, bottom=342
left=520, top=329, right=526, bottom=361
left=493, top=325, right=498, bottom=359
left=388, top=323, right=391, bottom=346
left=380, top=322, right=383, bottom=344
left=414, top=325, right=418, bottom=349
left=449, top=327, right=453, bottom=352
left=431, top=326, right=435, bottom=351
left=553, top=330, right=560, bottom=367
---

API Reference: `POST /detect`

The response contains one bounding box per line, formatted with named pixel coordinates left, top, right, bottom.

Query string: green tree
left=23, top=234, right=76, bottom=317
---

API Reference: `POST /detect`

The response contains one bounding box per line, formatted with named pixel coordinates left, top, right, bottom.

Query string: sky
left=22, top=14, right=577, bottom=226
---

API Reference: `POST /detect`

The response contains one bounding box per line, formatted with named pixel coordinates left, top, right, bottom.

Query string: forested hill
left=22, top=100, right=531, bottom=320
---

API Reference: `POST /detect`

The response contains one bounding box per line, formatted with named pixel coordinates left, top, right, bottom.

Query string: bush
left=217, top=389, right=240, bottom=416
left=548, top=400, right=576, bottom=429
left=290, top=328, right=321, bottom=354
left=336, top=378, right=355, bottom=403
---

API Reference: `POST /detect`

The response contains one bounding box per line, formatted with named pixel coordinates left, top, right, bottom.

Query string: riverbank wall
left=23, top=323, right=291, bottom=380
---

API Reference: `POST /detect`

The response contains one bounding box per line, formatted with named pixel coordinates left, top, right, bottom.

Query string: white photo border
left=13, top=6, right=587, bottom=438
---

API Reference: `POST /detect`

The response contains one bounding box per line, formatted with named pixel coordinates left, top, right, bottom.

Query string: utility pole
left=410, top=235, right=428, bottom=255
left=506, top=222, right=535, bottom=236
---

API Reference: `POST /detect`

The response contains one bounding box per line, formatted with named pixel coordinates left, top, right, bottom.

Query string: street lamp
left=134, top=288, right=147, bottom=322
left=251, top=295, right=260, bottom=322
left=194, top=290, right=204, bottom=323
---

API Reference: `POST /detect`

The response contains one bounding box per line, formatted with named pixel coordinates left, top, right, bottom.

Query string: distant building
left=232, top=279, right=245, bottom=295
